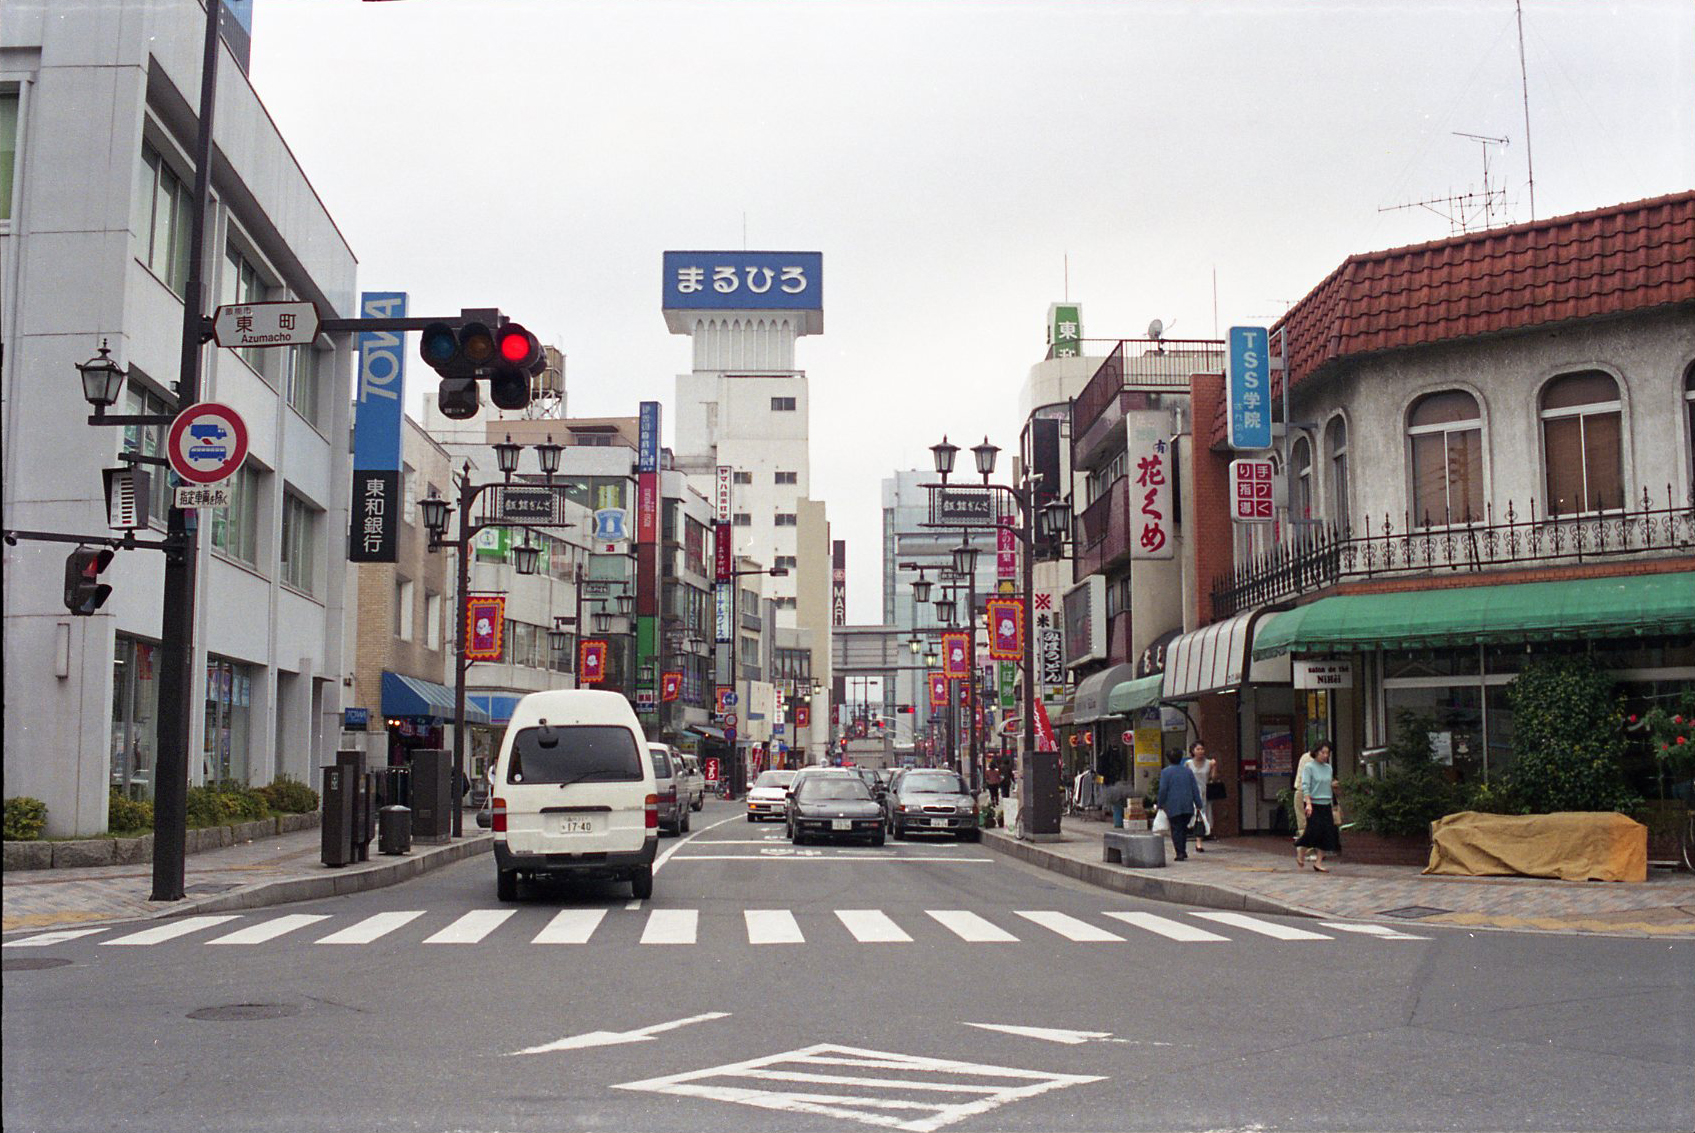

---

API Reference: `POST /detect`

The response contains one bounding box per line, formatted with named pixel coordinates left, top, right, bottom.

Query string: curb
left=176, top=835, right=493, bottom=918
left=980, top=829, right=1327, bottom=919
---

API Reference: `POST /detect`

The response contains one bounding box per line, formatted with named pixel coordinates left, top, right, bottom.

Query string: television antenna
left=1380, top=132, right=1512, bottom=237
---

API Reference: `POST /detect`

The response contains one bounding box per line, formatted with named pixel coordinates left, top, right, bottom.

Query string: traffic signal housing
left=490, top=323, right=544, bottom=411
left=64, top=546, right=114, bottom=615
left=417, top=318, right=544, bottom=418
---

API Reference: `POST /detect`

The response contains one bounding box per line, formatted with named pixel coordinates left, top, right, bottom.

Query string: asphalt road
left=4, top=797, right=1692, bottom=1133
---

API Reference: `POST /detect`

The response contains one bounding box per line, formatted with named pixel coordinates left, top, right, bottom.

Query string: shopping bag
left=1150, top=807, right=1170, bottom=835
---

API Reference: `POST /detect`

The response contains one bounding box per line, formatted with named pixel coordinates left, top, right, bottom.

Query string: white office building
left=1, top=1, right=357, bottom=835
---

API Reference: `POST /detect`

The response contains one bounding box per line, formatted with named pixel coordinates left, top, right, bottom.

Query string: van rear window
left=506, top=726, right=642, bottom=785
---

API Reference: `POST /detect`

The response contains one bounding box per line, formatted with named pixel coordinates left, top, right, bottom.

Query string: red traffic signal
left=64, top=545, right=115, bottom=615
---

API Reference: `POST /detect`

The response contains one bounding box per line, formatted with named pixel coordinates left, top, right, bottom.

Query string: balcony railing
left=1070, top=338, right=1225, bottom=435
left=1211, top=486, right=1695, bottom=620
left=1074, top=478, right=1132, bottom=578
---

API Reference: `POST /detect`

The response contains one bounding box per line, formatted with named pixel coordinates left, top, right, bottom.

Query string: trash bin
left=378, top=805, right=413, bottom=855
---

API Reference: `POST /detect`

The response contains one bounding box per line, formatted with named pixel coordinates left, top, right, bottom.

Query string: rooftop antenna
left=1516, top=0, right=1537, bottom=220
left=1379, top=132, right=1511, bottom=236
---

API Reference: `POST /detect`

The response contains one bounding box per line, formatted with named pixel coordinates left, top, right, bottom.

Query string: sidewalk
left=2, top=825, right=490, bottom=936
left=982, top=815, right=1695, bottom=937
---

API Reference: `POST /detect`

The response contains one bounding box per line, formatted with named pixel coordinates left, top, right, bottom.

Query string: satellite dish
left=1147, top=318, right=1164, bottom=341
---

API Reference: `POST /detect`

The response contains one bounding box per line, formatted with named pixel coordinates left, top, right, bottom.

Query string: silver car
left=647, top=744, right=690, bottom=836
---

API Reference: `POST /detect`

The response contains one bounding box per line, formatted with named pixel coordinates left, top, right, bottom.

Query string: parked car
left=490, top=689, right=658, bottom=901
left=886, top=768, right=978, bottom=840
left=746, top=769, right=798, bottom=822
left=788, top=774, right=885, bottom=846
left=648, top=743, right=690, bottom=835
left=674, top=752, right=706, bottom=811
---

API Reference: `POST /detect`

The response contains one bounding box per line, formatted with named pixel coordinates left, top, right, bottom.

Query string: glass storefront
left=204, top=656, right=254, bottom=784
left=111, top=635, right=160, bottom=799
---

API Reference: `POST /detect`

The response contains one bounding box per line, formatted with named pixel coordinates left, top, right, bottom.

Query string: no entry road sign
left=167, top=402, right=249, bottom=485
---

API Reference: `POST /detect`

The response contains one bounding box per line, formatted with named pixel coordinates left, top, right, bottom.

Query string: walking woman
left=1185, top=742, right=1216, bottom=851
left=1294, top=740, right=1341, bottom=871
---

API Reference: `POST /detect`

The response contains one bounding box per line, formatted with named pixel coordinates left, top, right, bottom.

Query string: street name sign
left=212, top=300, right=320, bottom=349
left=930, top=485, right=999, bottom=526
left=493, top=484, right=566, bottom=524
left=166, top=402, right=248, bottom=486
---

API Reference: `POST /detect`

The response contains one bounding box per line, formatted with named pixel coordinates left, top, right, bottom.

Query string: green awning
left=1106, top=673, right=1165, bottom=716
left=1252, top=571, right=1695, bottom=659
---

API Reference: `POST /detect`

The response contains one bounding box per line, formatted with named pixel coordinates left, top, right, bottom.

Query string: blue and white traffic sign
left=1226, top=326, right=1272, bottom=450
left=166, top=402, right=249, bottom=486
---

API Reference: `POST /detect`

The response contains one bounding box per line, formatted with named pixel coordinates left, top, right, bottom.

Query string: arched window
left=1408, top=390, right=1483, bottom=526
left=1541, top=371, right=1622, bottom=515
left=1291, top=435, right=1313, bottom=521
left=1326, top=416, right=1350, bottom=532
left=1684, top=363, right=1694, bottom=495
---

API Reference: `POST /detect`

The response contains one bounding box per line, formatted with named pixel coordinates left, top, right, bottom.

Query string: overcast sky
left=249, top=0, right=1693, bottom=623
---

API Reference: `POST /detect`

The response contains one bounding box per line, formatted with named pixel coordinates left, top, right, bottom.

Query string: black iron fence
left=1211, top=485, right=1695, bottom=619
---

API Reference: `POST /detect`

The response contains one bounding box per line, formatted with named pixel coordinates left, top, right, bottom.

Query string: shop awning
left=687, top=723, right=729, bottom=742
left=1106, top=673, right=1166, bottom=716
left=1164, top=608, right=1290, bottom=699
left=382, top=671, right=491, bottom=725
left=467, top=694, right=521, bottom=726
left=1072, top=662, right=1138, bottom=724
left=1251, top=571, right=1695, bottom=659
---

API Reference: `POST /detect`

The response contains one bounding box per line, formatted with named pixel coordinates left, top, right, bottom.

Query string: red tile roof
left=1208, top=191, right=1695, bottom=447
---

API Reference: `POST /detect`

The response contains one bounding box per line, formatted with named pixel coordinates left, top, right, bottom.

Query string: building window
left=0, top=87, right=18, bottom=223
left=732, top=512, right=751, bottom=527
left=221, top=243, right=274, bottom=378
left=775, top=596, right=797, bottom=610
left=775, top=471, right=798, bottom=485
left=402, top=463, right=417, bottom=524
left=424, top=591, right=442, bottom=650
left=1407, top=390, right=1484, bottom=526
left=1291, top=435, right=1313, bottom=521
left=137, top=143, right=192, bottom=296
left=281, top=491, right=318, bottom=594
left=775, top=555, right=797, bottom=570
left=1541, top=371, right=1623, bottom=515
left=395, top=578, right=414, bottom=641
left=203, top=656, right=253, bottom=785
left=111, top=635, right=161, bottom=801
left=286, top=344, right=323, bottom=426
left=774, top=512, right=798, bottom=527
left=733, top=470, right=753, bottom=485
left=1326, top=416, right=1350, bottom=532
left=210, top=465, right=261, bottom=566
left=770, top=396, right=797, bottom=412
left=123, top=381, right=174, bottom=523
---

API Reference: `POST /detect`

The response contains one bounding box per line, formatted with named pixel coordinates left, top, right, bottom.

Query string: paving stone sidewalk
left=984, top=816, right=1695, bottom=937
left=2, top=825, right=490, bottom=935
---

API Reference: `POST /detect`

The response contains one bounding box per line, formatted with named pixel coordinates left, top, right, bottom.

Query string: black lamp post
left=77, top=341, right=128, bottom=412
left=952, top=543, right=982, bottom=795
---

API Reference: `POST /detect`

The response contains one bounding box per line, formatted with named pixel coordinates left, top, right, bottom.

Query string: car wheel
left=496, top=869, right=518, bottom=902
left=959, top=828, right=981, bottom=842
left=680, top=809, right=691, bottom=834
left=746, top=813, right=757, bottom=823
left=630, top=866, right=654, bottom=900
left=892, top=821, right=907, bottom=841
left=692, top=797, right=704, bottom=812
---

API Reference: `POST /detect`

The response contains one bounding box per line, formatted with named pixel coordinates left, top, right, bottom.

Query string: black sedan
left=886, top=769, right=979, bottom=841
left=788, top=776, right=885, bottom=846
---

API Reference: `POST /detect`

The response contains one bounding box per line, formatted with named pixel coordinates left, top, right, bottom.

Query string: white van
left=490, top=690, right=658, bottom=901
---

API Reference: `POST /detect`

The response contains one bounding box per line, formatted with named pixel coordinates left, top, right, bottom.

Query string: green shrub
left=184, top=782, right=271, bottom=827
left=107, top=790, right=154, bottom=836
left=256, top=775, right=318, bottom=814
left=1501, top=655, right=1639, bottom=814
left=1339, top=711, right=1468, bottom=838
left=4, top=796, right=49, bottom=841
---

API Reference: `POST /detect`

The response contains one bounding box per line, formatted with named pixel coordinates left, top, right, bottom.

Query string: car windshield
left=753, top=771, right=797, bottom=789
left=903, top=772, right=966, bottom=794
left=506, top=725, right=642, bottom=785
left=798, top=779, right=872, bottom=802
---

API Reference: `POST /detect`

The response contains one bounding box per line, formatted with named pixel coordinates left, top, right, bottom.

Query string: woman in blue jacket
left=1294, top=742, right=1341, bottom=872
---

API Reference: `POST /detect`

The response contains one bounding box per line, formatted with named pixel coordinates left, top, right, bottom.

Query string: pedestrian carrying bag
left=1206, top=781, right=1227, bottom=801
left=1151, top=807, right=1170, bottom=835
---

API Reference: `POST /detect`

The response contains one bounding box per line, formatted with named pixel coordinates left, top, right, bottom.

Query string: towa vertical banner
left=464, top=595, right=505, bottom=662
left=349, top=291, right=406, bottom=562
left=831, top=539, right=847, bottom=626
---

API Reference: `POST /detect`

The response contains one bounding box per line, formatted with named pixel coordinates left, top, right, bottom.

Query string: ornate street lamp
left=76, top=340, right=127, bottom=410
left=911, top=575, right=932, bottom=604
left=934, top=597, right=956, bottom=626
left=535, top=434, right=563, bottom=479
left=951, top=543, right=980, bottom=579
left=971, top=436, right=1000, bottom=480
left=615, top=592, right=635, bottom=617
left=930, top=435, right=958, bottom=482
left=513, top=534, right=540, bottom=576
left=419, top=491, right=450, bottom=540
left=1040, top=498, right=1074, bottom=542
left=493, top=434, right=523, bottom=479
left=592, top=609, right=613, bottom=634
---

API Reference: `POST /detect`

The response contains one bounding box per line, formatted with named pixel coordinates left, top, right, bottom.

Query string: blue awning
left=468, top=694, right=523, bottom=726
left=381, top=671, right=490, bottom=725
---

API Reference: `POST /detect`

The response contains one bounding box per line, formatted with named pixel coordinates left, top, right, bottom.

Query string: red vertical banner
left=941, top=632, right=970, bottom=679
left=986, top=597, right=1023, bottom=660
left=796, top=703, right=810, bottom=729
left=928, top=672, right=948, bottom=708
left=464, top=596, right=505, bottom=661
left=579, top=639, right=608, bottom=684
left=661, top=671, right=682, bottom=701
left=714, top=522, right=732, bottom=581
left=997, top=515, right=1016, bottom=579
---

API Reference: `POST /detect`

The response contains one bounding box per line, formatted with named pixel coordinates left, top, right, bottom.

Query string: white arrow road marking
left=508, top=1011, right=730, bottom=1056
left=962, top=1022, right=1174, bottom=1047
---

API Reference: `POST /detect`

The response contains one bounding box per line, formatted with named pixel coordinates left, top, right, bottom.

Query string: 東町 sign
left=1229, top=458, right=1276, bottom=522
left=166, top=402, right=248, bottom=485
left=211, top=300, right=319, bottom=348
left=1294, top=659, right=1355, bottom=690
left=1226, top=325, right=1272, bottom=450
left=662, top=251, right=822, bottom=311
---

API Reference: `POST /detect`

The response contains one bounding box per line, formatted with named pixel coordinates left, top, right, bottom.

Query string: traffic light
left=417, top=319, right=544, bottom=417
left=490, top=323, right=544, bottom=411
left=64, top=546, right=114, bottom=615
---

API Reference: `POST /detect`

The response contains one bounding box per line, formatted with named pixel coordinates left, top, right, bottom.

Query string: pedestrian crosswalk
left=5, top=906, right=1429, bottom=951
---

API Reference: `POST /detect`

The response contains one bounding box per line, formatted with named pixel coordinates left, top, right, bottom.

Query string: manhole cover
left=1379, top=905, right=1452, bottom=919
left=3, top=957, right=72, bottom=972
left=188, top=1003, right=300, bottom=1021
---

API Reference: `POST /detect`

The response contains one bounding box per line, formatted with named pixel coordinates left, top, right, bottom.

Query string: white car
left=675, top=753, right=707, bottom=811
left=491, top=690, right=659, bottom=901
left=746, top=769, right=798, bottom=822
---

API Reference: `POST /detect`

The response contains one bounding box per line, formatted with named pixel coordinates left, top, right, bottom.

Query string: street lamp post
left=952, top=542, right=982, bottom=799
left=722, top=564, right=787, bottom=795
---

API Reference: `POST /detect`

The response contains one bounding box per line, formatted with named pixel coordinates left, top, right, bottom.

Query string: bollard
left=378, top=805, right=412, bottom=855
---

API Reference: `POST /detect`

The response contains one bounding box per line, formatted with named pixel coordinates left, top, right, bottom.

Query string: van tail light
left=491, top=797, right=507, bottom=833
left=645, top=794, right=659, bottom=829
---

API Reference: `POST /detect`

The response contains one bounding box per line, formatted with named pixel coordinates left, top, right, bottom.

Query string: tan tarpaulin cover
left=1424, top=811, right=1648, bottom=882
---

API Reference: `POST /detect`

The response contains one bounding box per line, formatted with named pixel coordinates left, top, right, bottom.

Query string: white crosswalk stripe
left=836, top=909, right=912, bottom=943
left=745, top=909, right=805, bottom=944
left=315, top=911, right=424, bottom=945
left=1103, top=911, right=1229, bottom=942
left=209, top=914, right=329, bottom=945
left=1014, top=910, right=1124, bottom=942
left=1192, top=911, right=1332, bottom=940
left=4, top=927, right=108, bottom=947
left=424, top=910, right=515, bottom=944
left=1321, top=921, right=1427, bottom=940
left=101, top=916, right=240, bottom=946
left=532, top=908, right=606, bottom=944
left=927, top=910, right=1019, bottom=942
left=641, top=909, right=698, bottom=944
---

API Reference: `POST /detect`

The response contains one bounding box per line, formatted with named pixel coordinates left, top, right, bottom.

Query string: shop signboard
left=1230, top=458, right=1276, bottom=522
left=1048, top=302, right=1083, bottom=358
left=350, top=291, right=406, bottom=563
left=1129, top=426, right=1173, bottom=559
left=1062, top=577, right=1105, bottom=666
left=1226, top=325, right=1272, bottom=450
left=715, top=465, right=734, bottom=521
left=662, top=251, right=822, bottom=312
left=930, top=486, right=998, bottom=526
left=1133, top=708, right=1163, bottom=769
left=715, top=584, right=733, bottom=643
left=1294, top=659, right=1355, bottom=689
left=831, top=540, right=847, bottom=626
left=1259, top=715, right=1294, bottom=775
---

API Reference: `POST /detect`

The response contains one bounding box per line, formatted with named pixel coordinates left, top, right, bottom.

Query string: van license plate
left=831, top=819, right=852, bottom=831
left=559, top=817, right=597, bottom=834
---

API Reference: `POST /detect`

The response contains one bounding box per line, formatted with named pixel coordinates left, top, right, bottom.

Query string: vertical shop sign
left=1227, top=325, right=1272, bottom=450
left=831, top=539, right=847, bottom=627
left=1130, top=428, right=1173, bottom=560
left=350, top=291, right=405, bottom=562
